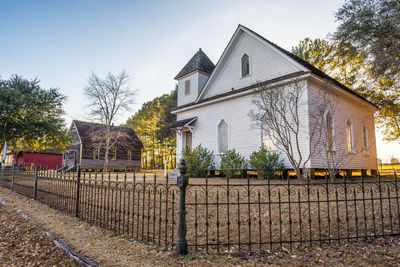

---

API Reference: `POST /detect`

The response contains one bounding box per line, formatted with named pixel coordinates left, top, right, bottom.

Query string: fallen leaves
left=0, top=204, right=77, bottom=266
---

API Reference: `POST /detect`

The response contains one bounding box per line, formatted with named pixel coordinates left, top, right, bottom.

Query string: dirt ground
left=1, top=186, right=400, bottom=266
left=0, top=201, right=77, bottom=266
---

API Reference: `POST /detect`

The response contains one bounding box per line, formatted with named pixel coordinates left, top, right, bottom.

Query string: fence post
left=75, top=165, right=81, bottom=218
left=176, top=159, right=188, bottom=254
left=33, top=166, right=38, bottom=200
left=11, top=166, right=15, bottom=191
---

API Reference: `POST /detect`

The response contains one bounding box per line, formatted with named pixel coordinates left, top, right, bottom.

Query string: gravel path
left=1, top=186, right=400, bottom=266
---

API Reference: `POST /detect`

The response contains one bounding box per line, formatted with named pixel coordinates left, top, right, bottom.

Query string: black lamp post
left=176, top=159, right=188, bottom=254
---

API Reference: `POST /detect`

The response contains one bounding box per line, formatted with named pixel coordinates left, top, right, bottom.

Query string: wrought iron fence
left=0, top=167, right=179, bottom=250
left=185, top=174, right=400, bottom=254
left=0, top=167, right=400, bottom=255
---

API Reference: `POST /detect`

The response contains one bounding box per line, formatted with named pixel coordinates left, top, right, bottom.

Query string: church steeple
left=175, top=49, right=215, bottom=106
left=174, top=48, right=215, bottom=80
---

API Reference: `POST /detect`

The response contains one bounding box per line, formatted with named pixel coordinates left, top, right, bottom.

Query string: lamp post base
left=175, top=239, right=187, bottom=255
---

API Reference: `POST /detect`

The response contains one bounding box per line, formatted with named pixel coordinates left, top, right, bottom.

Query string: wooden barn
left=8, top=150, right=63, bottom=169
left=63, top=120, right=143, bottom=171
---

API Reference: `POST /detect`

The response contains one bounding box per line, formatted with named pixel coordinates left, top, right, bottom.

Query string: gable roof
left=72, top=120, right=143, bottom=148
left=174, top=48, right=215, bottom=80
left=168, top=117, right=197, bottom=129
left=191, top=25, right=378, bottom=109
left=238, top=25, right=378, bottom=108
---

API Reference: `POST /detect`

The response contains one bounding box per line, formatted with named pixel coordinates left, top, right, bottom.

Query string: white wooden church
left=169, top=25, right=378, bottom=175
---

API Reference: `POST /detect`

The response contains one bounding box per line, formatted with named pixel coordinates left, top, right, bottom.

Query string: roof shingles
left=173, top=25, right=378, bottom=111
left=174, top=49, right=215, bottom=80
left=73, top=120, right=143, bottom=148
left=167, top=117, right=197, bottom=129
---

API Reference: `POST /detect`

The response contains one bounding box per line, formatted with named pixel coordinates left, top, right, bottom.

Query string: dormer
left=175, top=48, right=214, bottom=107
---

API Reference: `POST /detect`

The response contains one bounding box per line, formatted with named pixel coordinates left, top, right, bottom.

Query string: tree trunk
left=293, top=166, right=305, bottom=180
left=104, top=126, right=111, bottom=172
left=0, top=143, right=4, bottom=156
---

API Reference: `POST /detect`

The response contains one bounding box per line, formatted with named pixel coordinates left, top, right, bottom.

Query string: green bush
left=219, top=149, right=247, bottom=178
left=182, top=145, right=215, bottom=177
left=249, top=146, right=285, bottom=179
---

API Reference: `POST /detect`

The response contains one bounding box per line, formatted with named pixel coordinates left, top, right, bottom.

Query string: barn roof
left=174, top=49, right=215, bottom=80
left=72, top=120, right=143, bottom=148
left=7, top=150, right=62, bottom=155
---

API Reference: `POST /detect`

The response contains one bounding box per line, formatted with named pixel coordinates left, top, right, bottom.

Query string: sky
left=1, top=0, right=399, bottom=159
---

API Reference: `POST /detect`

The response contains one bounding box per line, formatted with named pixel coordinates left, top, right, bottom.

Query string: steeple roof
left=174, top=48, right=215, bottom=79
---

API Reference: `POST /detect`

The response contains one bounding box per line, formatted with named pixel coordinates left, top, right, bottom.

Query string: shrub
left=219, top=149, right=247, bottom=178
left=182, top=145, right=215, bottom=178
left=249, top=146, right=285, bottom=179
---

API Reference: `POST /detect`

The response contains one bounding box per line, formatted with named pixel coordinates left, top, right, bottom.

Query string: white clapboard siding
left=174, top=25, right=378, bottom=171
left=177, top=71, right=211, bottom=107
left=177, top=72, right=199, bottom=106
left=176, top=81, right=311, bottom=169
left=202, top=31, right=304, bottom=99
left=307, top=80, right=378, bottom=170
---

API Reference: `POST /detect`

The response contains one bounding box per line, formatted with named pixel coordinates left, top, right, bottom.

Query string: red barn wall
left=14, top=152, right=62, bottom=169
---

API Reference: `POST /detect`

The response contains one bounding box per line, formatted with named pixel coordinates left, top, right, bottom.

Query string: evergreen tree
left=126, top=89, right=177, bottom=169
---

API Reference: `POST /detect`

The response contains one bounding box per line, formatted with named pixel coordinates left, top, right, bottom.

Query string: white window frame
left=363, top=125, right=369, bottom=155
left=241, top=53, right=251, bottom=78
left=325, top=111, right=336, bottom=151
left=217, top=119, right=229, bottom=154
left=346, top=119, right=354, bottom=154
left=184, top=79, right=191, bottom=96
left=261, top=127, right=276, bottom=150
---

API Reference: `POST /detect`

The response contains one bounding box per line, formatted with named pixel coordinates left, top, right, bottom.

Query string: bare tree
left=84, top=71, right=137, bottom=170
left=249, top=79, right=327, bottom=179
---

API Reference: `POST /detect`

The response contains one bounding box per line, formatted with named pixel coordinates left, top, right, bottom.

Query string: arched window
left=326, top=112, right=334, bottom=150
left=346, top=119, right=354, bottom=153
left=262, top=127, right=275, bottom=150
left=241, top=54, right=250, bottom=77
left=218, top=119, right=228, bottom=153
left=363, top=125, right=369, bottom=154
